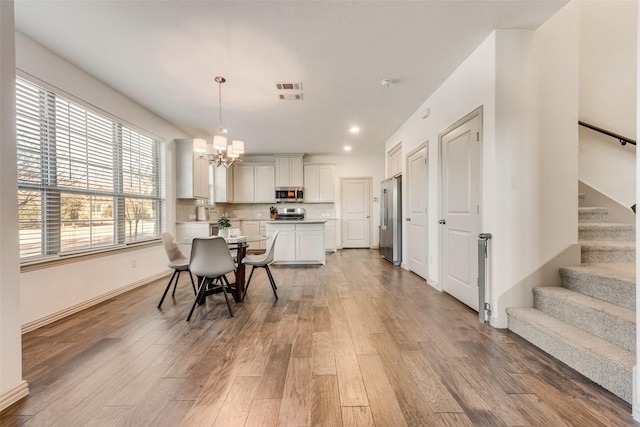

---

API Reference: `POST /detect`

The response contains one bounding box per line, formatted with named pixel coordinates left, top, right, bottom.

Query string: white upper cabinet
left=275, top=155, right=304, bottom=187
left=387, top=144, right=402, bottom=178
left=233, top=163, right=275, bottom=203
left=304, top=164, right=335, bottom=202
left=214, top=165, right=233, bottom=203
left=175, top=138, right=209, bottom=199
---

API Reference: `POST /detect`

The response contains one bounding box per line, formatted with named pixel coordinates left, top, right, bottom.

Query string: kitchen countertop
left=176, top=221, right=219, bottom=224
left=267, top=220, right=327, bottom=224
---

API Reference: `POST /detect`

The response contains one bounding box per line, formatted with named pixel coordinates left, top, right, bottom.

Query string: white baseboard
left=21, top=271, right=171, bottom=334
left=0, top=380, right=29, bottom=412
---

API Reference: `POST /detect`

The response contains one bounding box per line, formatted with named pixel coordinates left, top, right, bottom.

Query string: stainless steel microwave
left=275, top=187, right=304, bottom=203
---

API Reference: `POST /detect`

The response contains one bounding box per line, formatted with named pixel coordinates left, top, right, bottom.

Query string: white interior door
left=440, top=112, right=481, bottom=311
left=407, top=146, right=428, bottom=279
left=341, top=178, right=371, bottom=248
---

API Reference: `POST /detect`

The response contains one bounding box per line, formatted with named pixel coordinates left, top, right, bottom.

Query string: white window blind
left=16, top=77, right=164, bottom=260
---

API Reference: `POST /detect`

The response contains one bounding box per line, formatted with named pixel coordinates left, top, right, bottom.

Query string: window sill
left=20, top=239, right=161, bottom=273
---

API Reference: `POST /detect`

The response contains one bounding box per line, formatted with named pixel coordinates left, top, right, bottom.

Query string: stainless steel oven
left=275, top=186, right=304, bottom=203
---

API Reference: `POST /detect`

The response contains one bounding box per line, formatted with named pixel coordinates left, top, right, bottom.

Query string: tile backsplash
left=175, top=199, right=335, bottom=222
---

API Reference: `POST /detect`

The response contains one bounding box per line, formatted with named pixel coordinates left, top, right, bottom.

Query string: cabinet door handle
left=439, top=219, right=446, bottom=225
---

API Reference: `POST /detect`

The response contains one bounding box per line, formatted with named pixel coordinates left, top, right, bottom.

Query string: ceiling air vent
left=279, top=93, right=304, bottom=101
left=276, top=82, right=303, bottom=100
left=276, top=82, right=303, bottom=91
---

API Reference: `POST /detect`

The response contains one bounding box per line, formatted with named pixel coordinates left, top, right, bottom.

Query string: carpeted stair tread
left=578, top=207, right=608, bottom=223
left=578, top=223, right=635, bottom=241
left=559, top=264, right=635, bottom=310
left=581, top=241, right=635, bottom=263
left=533, top=287, right=635, bottom=352
left=506, top=307, right=634, bottom=403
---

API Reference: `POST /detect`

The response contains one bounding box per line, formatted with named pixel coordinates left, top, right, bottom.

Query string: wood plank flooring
left=1, top=249, right=638, bottom=426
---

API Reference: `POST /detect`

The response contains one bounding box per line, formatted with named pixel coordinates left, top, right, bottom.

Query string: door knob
left=406, top=218, right=411, bottom=221
left=439, top=219, right=446, bottom=224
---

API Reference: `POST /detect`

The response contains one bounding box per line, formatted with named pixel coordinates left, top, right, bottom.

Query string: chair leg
left=188, top=271, right=197, bottom=295
left=242, top=266, right=256, bottom=301
left=158, top=269, right=178, bottom=309
left=171, top=270, right=182, bottom=296
left=187, top=277, right=208, bottom=321
left=220, top=276, right=235, bottom=317
left=264, top=265, right=278, bottom=300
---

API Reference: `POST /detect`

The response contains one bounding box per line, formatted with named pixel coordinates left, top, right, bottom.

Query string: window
left=16, top=77, right=164, bottom=261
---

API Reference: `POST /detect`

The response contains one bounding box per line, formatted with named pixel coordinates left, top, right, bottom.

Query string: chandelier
left=206, top=76, right=244, bottom=167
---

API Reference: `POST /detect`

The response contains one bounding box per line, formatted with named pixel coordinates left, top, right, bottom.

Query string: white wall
left=579, top=0, right=637, bottom=209
left=306, top=154, right=384, bottom=248
left=384, top=32, right=497, bottom=288
left=0, top=0, right=29, bottom=411
left=384, top=2, right=579, bottom=328
left=16, top=33, right=190, bottom=327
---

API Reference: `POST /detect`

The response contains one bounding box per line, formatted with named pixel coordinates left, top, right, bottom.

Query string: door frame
left=406, top=142, right=428, bottom=279
left=438, top=106, right=483, bottom=294
left=340, top=177, right=373, bottom=249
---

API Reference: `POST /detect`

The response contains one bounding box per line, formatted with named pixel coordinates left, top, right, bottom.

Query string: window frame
left=16, top=74, right=165, bottom=264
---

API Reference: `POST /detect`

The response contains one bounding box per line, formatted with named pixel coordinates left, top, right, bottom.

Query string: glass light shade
left=232, top=140, right=245, bottom=154
left=193, top=138, right=206, bottom=153
left=213, top=134, right=227, bottom=151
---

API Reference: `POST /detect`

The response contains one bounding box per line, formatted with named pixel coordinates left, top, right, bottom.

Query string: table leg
left=234, top=244, right=248, bottom=302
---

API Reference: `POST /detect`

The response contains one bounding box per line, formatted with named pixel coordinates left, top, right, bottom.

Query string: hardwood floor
left=2, top=249, right=638, bottom=426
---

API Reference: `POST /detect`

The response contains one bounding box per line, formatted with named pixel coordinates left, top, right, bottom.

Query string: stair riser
left=559, top=269, right=635, bottom=310
left=581, top=247, right=635, bottom=263
left=578, top=212, right=608, bottom=223
left=533, top=290, right=635, bottom=352
left=579, top=229, right=635, bottom=242
left=508, top=313, right=632, bottom=403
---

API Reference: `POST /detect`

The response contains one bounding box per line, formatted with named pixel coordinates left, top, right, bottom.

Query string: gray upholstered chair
left=187, top=237, right=236, bottom=321
left=241, top=231, right=280, bottom=301
left=158, top=232, right=196, bottom=309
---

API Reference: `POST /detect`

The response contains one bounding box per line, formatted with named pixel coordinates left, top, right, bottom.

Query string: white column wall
left=15, top=33, right=190, bottom=327
left=634, top=0, right=640, bottom=421
left=493, top=4, right=579, bottom=327
left=579, top=0, right=637, bottom=209
left=0, top=0, right=28, bottom=410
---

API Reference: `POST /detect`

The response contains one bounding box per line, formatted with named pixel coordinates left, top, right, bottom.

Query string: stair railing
left=578, top=121, right=636, bottom=146
left=478, top=233, right=492, bottom=323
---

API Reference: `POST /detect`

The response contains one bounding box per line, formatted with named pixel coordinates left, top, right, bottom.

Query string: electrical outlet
left=131, top=258, right=137, bottom=269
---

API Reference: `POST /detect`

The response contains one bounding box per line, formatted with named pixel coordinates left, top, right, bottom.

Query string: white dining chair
left=187, top=237, right=236, bottom=321
left=158, top=232, right=197, bottom=309
left=241, top=231, right=280, bottom=301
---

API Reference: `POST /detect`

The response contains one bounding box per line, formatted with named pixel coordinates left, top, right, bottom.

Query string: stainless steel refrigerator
left=380, top=177, right=402, bottom=265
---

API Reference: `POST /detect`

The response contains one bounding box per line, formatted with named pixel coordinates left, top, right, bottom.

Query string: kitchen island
left=266, top=220, right=326, bottom=265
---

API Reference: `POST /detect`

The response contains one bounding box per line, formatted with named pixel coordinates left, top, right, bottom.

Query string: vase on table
left=218, top=228, right=229, bottom=238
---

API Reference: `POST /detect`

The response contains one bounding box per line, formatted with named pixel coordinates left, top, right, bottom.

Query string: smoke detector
left=380, top=78, right=393, bottom=87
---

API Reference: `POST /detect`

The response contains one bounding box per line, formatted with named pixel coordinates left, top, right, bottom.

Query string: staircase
left=507, top=193, right=636, bottom=403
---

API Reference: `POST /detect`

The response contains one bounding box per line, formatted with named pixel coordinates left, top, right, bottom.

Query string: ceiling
left=14, top=1, right=567, bottom=156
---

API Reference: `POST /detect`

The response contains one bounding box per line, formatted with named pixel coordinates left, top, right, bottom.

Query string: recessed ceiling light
left=350, top=126, right=360, bottom=133
left=344, top=146, right=352, bottom=151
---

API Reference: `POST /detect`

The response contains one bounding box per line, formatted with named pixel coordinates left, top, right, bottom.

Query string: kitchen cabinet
left=233, top=164, right=275, bottom=203
left=387, top=144, right=402, bottom=178
left=304, top=164, right=335, bottom=202
left=275, top=155, right=303, bottom=187
left=324, top=219, right=336, bottom=252
left=267, top=222, right=325, bottom=265
left=175, top=138, right=209, bottom=199
left=214, top=166, right=233, bottom=203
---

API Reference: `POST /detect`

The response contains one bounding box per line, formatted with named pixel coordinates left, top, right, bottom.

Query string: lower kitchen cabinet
left=267, top=222, right=325, bottom=265
left=324, top=219, right=336, bottom=252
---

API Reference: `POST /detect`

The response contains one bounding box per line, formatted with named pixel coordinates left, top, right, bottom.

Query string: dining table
left=181, top=235, right=268, bottom=303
